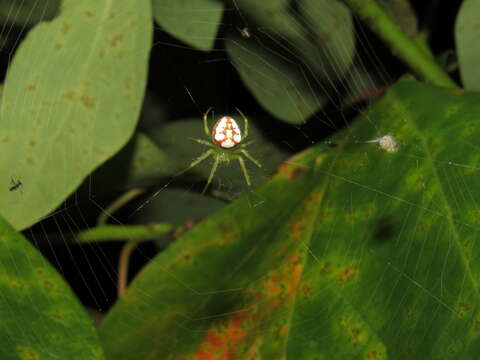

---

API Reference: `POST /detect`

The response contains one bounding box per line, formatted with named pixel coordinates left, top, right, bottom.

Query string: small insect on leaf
left=9, top=178, right=23, bottom=192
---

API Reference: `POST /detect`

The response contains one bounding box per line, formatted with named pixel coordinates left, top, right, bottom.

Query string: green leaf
left=0, top=215, right=104, bottom=359
left=226, top=0, right=354, bottom=124
left=130, top=188, right=226, bottom=224
left=455, top=0, right=480, bottom=90
left=226, top=37, right=327, bottom=125
left=0, top=0, right=152, bottom=230
left=87, top=132, right=176, bottom=195
left=98, top=78, right=480, bottom=358
left=152, top=0, right=223, bottom=51
left=0, top=0, right=60, bottom=25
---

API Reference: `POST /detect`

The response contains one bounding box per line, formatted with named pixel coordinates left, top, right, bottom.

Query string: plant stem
left=343, top=0, right=456, bottom=88
left=75, top=223, right=174, bottom=243
left=97, top=188, right=146, bottom=226
left=118, top=242, right=137, bottom=298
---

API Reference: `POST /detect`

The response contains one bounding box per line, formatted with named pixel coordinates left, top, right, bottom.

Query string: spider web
left=0, top=0, right=474, bottom=359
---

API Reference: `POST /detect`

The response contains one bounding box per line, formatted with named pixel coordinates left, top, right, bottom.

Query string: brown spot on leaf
left=52, top=311, right=64, bottom=320
left=291, top=222, right=303, bottom=234
left=44, top=280, right=54, bottom=292
left=10, top=279, right=28, bottom=291
left=339, top=319, right=364, bottom=346
left=337, top=265, right=358, bottom=283
left=85, top=10, right=94, bottom=17
left=276, top=153, right=309, bottom=180
left=456, top=302, right=469, bottom=317
left=320, top=262, right=332, bottom=275
left=469, top=124, right=476, bottom=133
left=217, top=222, right=236, bottom=245
left=80, top=93, right=96, bottom=109
left=26, top=157, right=35, bottom=165
left=190, top=312, right=251, bottom=359
left=301, top=283, right=312, bottom=298
left=124, top=76, right=133, bottom=89
left=64, top=90, right=76, bottom=101
left=25, top=84, right=36, bottom=91
left=54, top=43, right=62, bottom=51
left=290, top=166, right=307, bottom=180
left=60, top=23, right=71, bottom=35
left=367, top=349, right=382, bottom=359
left=474, top=319, right=480, bottom=332
left=18, top=347, right=39, bottom=360
left=136, top=157, right=145, bottom=166
left=109, top=11, right=116, bottom=20
left=99, top=48, right=106, bottom=58
left=29, top=139, right=36, bottom=147
left=449, top=88, right=464, bottom=95
left=110, top=34, right=123, bottom=48
left=2, top=136, right=10, bottom=143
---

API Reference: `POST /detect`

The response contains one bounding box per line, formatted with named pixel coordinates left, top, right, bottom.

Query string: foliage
left=0, top=0, right=478, bottom=359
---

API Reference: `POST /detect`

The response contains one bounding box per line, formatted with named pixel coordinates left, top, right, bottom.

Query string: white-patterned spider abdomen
left=212, top=116, right=242, bottom=149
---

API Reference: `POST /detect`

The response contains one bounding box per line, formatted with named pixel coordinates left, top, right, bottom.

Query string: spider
left=186, top=107, right=262, bottom=193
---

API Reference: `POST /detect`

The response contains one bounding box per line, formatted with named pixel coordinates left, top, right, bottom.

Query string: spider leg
left=238, top=156, right=251, bottom=186
left=203, top=107, right=213, bottom=137
left=240, top=149, right=262, bottom=168
left=236, top=107, right=249, bottom=141
left=190, top=138, right=214, bottom=147
left=237, top=140, right=255, bottom=148
left=202, top=155, right=221, bottom=194
left=178, top=149, right=214, bottom=177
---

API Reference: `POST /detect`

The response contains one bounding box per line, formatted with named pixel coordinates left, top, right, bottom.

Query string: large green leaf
left=152, top=0, right=223, bottom=51
left=226, top=0, right=354, bottom=124
left=0, top=0, right=152, bottom=230
left=455, top=0, right=480, bottom=90
left=0, top=216, right=104, bottom=359
left=98, top=78, right=480, bottom=358
left=87, top=132, right=176, bottom=195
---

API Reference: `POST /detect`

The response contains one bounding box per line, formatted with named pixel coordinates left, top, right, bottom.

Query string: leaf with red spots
left=0, top=215, right=104, bottom=359
left=99, top=79, right=480, bottom=359
left=0, top=0, right=152, bottom=229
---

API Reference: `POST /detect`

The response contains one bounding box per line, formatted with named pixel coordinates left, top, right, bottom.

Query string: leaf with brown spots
left=0, top=0, right=152, bottom=229
left=0, top=215, right=104, bottom=359
left=100, top=79, right=480, bottom=359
